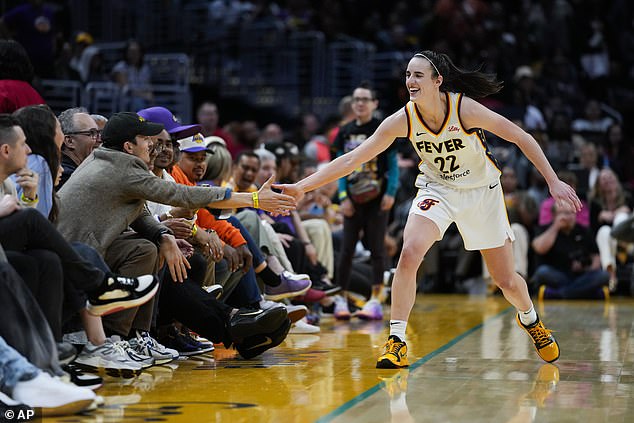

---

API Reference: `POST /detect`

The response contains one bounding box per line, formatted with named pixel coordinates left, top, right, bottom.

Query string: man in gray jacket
left=57, top=112, right=295, bottom=359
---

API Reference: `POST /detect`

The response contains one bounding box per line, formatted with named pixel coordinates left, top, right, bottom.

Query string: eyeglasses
left=66, top=129, right=101, bottom=139
left=352, top=97, right=375, bottom=103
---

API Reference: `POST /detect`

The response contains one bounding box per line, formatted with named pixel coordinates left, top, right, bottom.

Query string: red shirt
left=0, top=80, right=44, bottom=113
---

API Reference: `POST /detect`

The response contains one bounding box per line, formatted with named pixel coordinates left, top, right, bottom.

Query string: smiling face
left=126, top=135, right=153, bottom=166
left=406, top=56, right=442, bottom=102
left=233, top=154, right=260, bottom=191
left=179, top=150, right=208, bottom=182
left=151, top=130, right=174, bottom=170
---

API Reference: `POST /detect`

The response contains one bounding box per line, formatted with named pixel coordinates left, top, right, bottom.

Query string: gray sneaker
left=73, top=338, right=143, bottom=377
left=128, top=331, right=178, bottom=365
left=111, top=336, right=155, bottom=369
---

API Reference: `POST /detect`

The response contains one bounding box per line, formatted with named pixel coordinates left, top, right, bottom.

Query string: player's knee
left=491, top=272, right=516, bottom=291
left=399, top=244, right=423, bottom=270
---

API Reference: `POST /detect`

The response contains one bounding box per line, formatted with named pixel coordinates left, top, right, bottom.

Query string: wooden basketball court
left=44, top=294, right=634, bottom=422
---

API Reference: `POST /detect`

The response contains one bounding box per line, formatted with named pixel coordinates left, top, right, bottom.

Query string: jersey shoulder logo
left=417, top=198, right=439, bottom=211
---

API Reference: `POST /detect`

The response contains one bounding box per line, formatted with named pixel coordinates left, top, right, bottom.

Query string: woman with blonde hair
left=589, top=168, right=632, bottom=290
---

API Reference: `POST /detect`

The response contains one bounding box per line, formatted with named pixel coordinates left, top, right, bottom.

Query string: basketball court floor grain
left=45, top=294, right=634, bottom=423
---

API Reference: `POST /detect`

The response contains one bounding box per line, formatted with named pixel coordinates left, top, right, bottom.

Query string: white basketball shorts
left=408, top=180, right=514, bottom=251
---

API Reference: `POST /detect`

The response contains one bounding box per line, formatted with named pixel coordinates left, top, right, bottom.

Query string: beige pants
left=302, top=218, right=334, bottom=278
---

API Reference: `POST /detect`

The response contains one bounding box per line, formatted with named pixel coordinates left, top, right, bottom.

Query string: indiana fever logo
left=417, top=198, right=439, bottom=211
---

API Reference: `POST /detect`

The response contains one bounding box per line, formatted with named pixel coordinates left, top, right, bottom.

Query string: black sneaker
left=236, top=317, right=291, bottom=359
left=228, top=307, right=288, bottom=344
left=87, top=273, right=159, bottom=316
left=158, top=326, right=212, bottom=357
left=311, top=278, right=342, bottom=296
left=62, top=363, right=104, bottom=390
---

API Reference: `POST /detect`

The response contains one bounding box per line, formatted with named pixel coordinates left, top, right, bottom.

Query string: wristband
left=252, top=191, right=259, bottom=209
left=20, top=193, right=38, bottom=203
left=191, top=225, right=198, bottom=237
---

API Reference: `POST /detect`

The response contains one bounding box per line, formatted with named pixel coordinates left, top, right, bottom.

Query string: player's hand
left=549, top=179, right=582, bottom=213
left=272, top=182, right=305, bottom=204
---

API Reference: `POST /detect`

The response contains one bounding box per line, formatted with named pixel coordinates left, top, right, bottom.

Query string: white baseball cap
left=177, top=133, right=210, bottom=152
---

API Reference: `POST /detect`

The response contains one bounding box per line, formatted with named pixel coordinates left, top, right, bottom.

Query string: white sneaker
left=289, top=318, right=320, bottom=334
left=12, top=372, right=95, bottom=417
left=128, top=331, right=178, bottom=364
left=73, top=338, right=143, bottom=376
left=0, top=391, right=20, bottom=406
left=334, top=295, right=351, bottom=320
left=285, top=304, right=308, bottom=323
left=259, top=297, right=286, bottom=311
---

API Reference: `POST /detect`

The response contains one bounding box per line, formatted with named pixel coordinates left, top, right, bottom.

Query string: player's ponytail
left=414, top=51, right=503, bottom=99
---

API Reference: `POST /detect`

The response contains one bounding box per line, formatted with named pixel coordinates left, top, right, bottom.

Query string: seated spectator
left=531, top=203, right=610, bottom=300
left=57, top=107, right=101, bottom=188
left=1, top=114, right=157, bottom=315
left=57, top=112, right=294, bottom=359
left=589, top=168, right=632, bottom=291
left=196, top=102, right=238, bottom=156
left=538, top=170, right=589, bottom=228
left=170, top=134, right=311, bottom=304
left=0, top=40, right=44, bottom=113
left=12, top=104, right=63, bottom=219
left=571, top=99, right=614, bottom=143
left=568, top=141, right=600, bottom=197
left=112, top=40, right=153, bottom=110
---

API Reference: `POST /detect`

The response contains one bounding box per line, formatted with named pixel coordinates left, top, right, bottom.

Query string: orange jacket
left=170, top=165, right=246, bottom=247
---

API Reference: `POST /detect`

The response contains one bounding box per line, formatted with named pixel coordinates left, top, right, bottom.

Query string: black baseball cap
left=102, top=112, right=164, bottom=149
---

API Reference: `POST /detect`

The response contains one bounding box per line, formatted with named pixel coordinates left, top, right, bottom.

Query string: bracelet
left=20, top=193, right=38, bottom=203
left=191, top=225, right=198, bottom=237
left=252, top=191, right=259, bottom=209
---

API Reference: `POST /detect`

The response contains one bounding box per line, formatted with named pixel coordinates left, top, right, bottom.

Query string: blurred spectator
left=68, top=31, right=93, bottom=76
left=571, top=100, right=614, bottom=142
left=76, top=46, right=108, bottom=84
left=196, top=102, right=238, bottom=156
left=0, top=0, right=59, bottom=78
left=0, top=39, right=44, bottom=113
left=539, top=170, right=590, bottom=228
left=531, top=203, right=609, bottom=300
left=111, top=39, right=152, bottom=109
left=258, top=123, right=284, bottom=147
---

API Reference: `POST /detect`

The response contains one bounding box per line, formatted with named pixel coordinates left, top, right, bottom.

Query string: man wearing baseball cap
left=137, top=106, right=201, bottom=140
left=57, top=112, right=296, bottom=360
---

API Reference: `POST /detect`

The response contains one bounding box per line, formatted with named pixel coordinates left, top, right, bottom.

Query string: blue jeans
left=531, top=265, right=609, bottom=299
left=0, top=336, right=38, bottom=396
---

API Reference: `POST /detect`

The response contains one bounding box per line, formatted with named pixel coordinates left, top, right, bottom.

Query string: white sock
left=389, top=320, right=407, bottom=342
left=518, top=304, right=537, bottom=326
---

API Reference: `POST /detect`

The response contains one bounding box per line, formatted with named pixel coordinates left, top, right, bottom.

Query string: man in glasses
left=57, top=107, right=101, bottom=188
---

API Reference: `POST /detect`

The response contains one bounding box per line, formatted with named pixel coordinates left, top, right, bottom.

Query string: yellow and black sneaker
left=376, top=335, right=409, bottom=369
left=522, top=363, right=560, bottom=407
left=516, top=314, right=560, bottom=363
left=379, top=369, right=409, bottom=398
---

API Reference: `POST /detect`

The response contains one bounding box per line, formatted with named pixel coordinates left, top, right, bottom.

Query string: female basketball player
left=275, top=51, right=581, bottom=368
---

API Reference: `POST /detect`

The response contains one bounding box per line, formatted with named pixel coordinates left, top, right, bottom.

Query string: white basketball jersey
left=405, top=92, right=501, bottom=189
